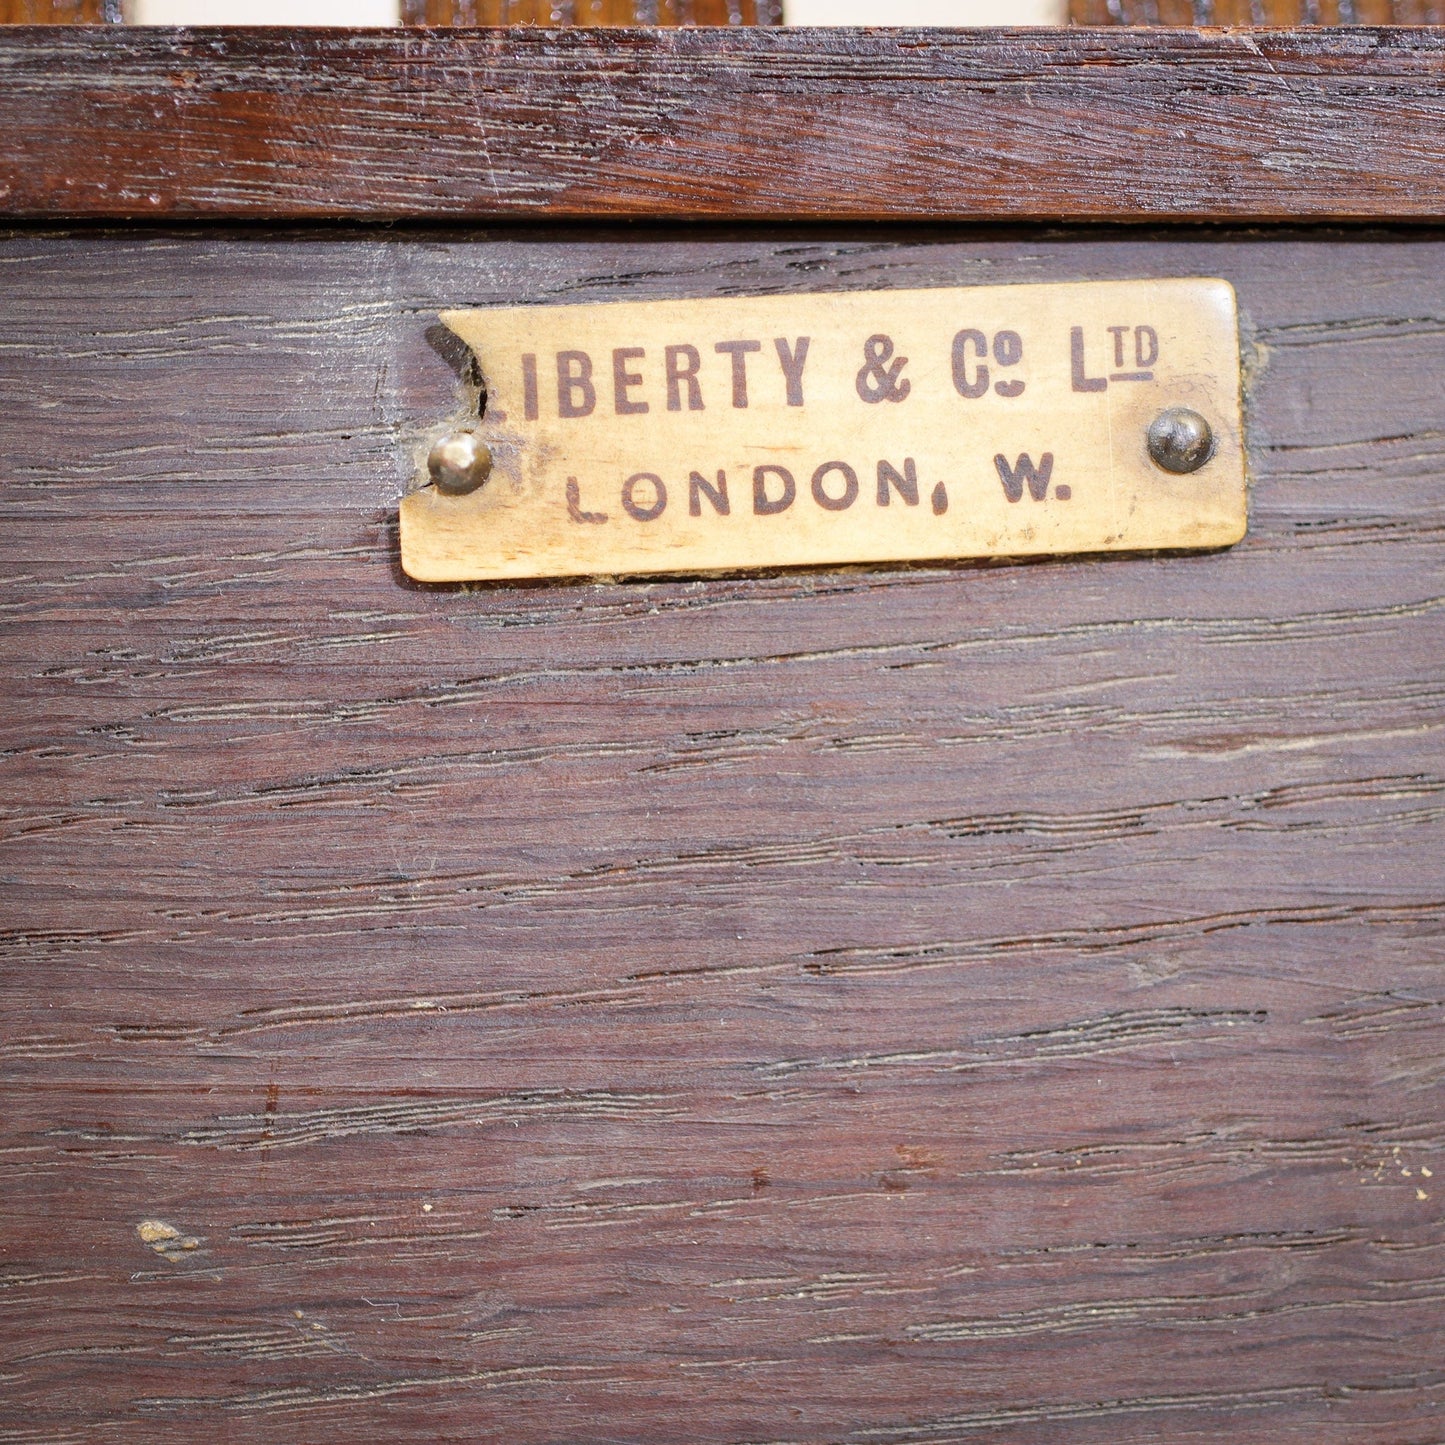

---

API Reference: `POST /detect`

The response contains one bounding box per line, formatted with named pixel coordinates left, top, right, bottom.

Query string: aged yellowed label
left=400, top=279, right=1246, bottom=582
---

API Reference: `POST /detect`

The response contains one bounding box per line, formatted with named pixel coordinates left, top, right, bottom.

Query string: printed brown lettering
left=566, top=476, right=608, bottom=525
left=951, top=329, right=989, bottom=399
left=612, top=348, right=648, bottom=416
left=622, top=472, right=667, bottom=522
left=1070, top=328, right=1107, bottom=393
left=1108, top=325, right=1130, bottom=368
left=715, top=340, right=762, bottom=409
left=1135, top=325, right=1160, bottom=368
left=689, top=470, right=730, bottom=517
left=812, top=461, right=859, bottom=512
left=876, top=458, right=919, bottom=507
left=753, top=465, right=795, bottom=516
left=995, top=452, right=1055, bottom=503
left=993, top=331, right=1023, bottom=367
left=665, top=345, right=704, bottom=412
left=992, top=330, right=1025, bottom=398
left=856, top=336, right=910, bottom=404
left=522, top=353, right=539, bottom=421
left=773, top=337, right=810, bottom=407
left=557, top=350, right=596, bottom=418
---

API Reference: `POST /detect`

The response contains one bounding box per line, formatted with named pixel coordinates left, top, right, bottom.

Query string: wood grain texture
left=2, top=28, right=1445, bottom=221
left=1, top=223, right=1441, bottom=1440
left=1070, top=0, right=1445, bottom=22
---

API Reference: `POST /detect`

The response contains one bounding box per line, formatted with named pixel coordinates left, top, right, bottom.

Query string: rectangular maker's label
left=400, top=279, right=1246, bottom=582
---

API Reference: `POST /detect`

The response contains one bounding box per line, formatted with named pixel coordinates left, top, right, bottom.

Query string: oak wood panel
left=2, top=28, right=1445, bottom=221
left=1, top=223, right=1441, bottom=1441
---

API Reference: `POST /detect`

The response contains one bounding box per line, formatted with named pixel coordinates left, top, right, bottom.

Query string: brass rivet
left=428, top=431, right=492, bottom=495
left=1147, top=408, right=1215, bottom=475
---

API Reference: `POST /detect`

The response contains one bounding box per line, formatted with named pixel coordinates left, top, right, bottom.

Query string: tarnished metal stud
left=1147, top=408, right=1215, bottom=475
left=427, top=431, right=493, bottom=495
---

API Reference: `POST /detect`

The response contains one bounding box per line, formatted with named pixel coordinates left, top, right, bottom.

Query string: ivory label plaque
left=400, top=279, right=1247, bottom=583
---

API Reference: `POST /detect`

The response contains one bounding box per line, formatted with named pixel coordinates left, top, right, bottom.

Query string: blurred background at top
left=122, top=1, right=1068, bottom=24
left=13, top=1, right=1429, bottom=26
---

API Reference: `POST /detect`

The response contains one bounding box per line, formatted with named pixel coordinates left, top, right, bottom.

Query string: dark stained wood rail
left=1, top=27, right=1444, bottom=220
left=1, top=219, right=1441, bottom=1443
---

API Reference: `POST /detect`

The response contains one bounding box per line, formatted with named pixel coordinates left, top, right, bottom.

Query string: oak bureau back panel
left=1, top=221, right=1441, bottom=1442
left=1, top=22, right=1443, bottom=1445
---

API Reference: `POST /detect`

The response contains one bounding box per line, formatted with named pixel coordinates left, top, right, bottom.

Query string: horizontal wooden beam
left=1, top=27, right=1442, bottom=221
